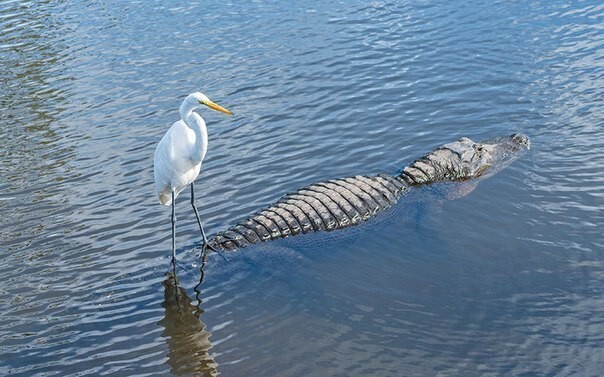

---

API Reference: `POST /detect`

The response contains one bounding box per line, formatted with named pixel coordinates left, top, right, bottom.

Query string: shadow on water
left=159, top=272, right=218, bottom=377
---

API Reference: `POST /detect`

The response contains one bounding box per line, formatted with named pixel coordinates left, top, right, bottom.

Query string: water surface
left=1, top=0, right=603, bottom=376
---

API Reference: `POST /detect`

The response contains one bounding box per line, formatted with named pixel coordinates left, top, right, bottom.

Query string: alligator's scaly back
left=208, top=133, right=529, bottom=251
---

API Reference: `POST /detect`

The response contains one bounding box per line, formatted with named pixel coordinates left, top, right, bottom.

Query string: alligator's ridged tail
left=208, top=174, right=409, bottom=251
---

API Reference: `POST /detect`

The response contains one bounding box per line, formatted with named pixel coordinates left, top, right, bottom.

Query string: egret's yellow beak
left=200, top=99, right=233, bottom=116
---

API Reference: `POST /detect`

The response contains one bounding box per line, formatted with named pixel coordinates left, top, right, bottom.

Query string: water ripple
left=1, top=0, right=603, bottom=376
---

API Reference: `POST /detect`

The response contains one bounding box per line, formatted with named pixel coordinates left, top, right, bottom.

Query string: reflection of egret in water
left=159, top=273, right=218, bottom=376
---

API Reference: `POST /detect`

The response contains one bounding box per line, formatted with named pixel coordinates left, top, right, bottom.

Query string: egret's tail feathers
left=159, top=191, right=173, bottom=206
left=158, top=185, right=185, bottom=206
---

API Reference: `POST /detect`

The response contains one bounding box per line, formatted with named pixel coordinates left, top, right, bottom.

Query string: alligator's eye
left=473, top=144, right=484, bottom=153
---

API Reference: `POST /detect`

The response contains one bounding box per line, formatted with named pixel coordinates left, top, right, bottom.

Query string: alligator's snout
left=511, top=133, right=530, bottom=150
left=469, top=132, right=530, bottom=179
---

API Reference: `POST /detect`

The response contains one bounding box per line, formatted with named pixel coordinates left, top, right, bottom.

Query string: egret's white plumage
left=153, top=91, right=232, bottom=265
left=154, top=93, right=210, bottom=205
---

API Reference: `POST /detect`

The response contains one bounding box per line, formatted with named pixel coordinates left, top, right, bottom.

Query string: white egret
left=154, top=92, right=233, bottom=266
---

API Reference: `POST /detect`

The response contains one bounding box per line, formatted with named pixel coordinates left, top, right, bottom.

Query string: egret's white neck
left=179, top=101, right=208, bottom=165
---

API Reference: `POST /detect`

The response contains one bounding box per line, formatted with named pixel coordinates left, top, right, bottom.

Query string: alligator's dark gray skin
left=207, top=133, right=530, bottom=251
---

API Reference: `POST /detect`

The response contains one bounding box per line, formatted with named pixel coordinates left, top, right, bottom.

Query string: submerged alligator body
left=208, top=133, right=530, bottom=251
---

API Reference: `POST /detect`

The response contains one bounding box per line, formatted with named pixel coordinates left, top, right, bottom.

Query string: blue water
left=1, top=0, right=603, bottom=376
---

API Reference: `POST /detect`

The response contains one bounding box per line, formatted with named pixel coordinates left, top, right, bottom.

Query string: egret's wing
left=154, top=133, right=175, bottom=205
left=154, top=120, right=200, bottom=205
left=154, top=121, right=184, bottom=205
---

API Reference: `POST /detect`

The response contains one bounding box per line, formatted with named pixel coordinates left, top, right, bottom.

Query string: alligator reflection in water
left=159, top=273, right=218, bottom=376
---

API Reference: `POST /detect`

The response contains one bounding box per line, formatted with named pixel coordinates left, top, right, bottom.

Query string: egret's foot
left=169, top=257, right=187, bottom=278
left=202, top=242, right=229, bottom=262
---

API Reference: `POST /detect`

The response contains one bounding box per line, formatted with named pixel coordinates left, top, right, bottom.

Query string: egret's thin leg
left=190, top=182, right=210, bottom=246
left=171, top=191, right=177, bottom=273
left=190, top=183, right=229, bottom=262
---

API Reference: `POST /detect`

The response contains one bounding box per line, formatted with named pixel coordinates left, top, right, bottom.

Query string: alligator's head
left=400, top=133, right=530, bottom=185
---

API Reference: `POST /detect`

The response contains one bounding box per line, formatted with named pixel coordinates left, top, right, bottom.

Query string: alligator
left=207, top=133, right=530, bottom=252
